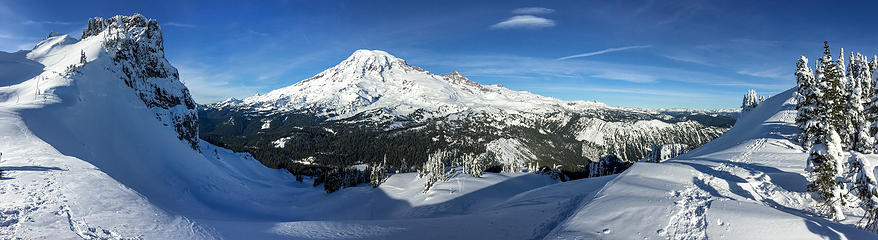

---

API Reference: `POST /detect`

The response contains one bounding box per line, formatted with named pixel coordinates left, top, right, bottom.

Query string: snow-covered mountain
left=227, top=49, right=605, bottom=119
left=201, top=50, right=736, bottom=174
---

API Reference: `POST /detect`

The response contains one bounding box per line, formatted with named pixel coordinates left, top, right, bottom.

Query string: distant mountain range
left=199, top=50, right=738, bottom=175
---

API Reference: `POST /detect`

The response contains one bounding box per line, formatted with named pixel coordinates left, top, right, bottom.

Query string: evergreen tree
left=835, top=48, right=857, bottom=150
left=849, top=52, right=874, bottom=152
left=464, top=153, right=486, bottom=177
left=370, top=155, right=388, bottom=187
left=398, top=158, right=407, bottom=173
left=796, top=55, right=819, bottom=146
left=422, top=150, right=448, bottom=192
left=741, top=89, right=760, bottom=112
left=867, top=55, right=878, bottom=151
left=847, top=152, right=878, bottom=231
left=806, top=125, right=846, bottom=221
left=815, top=42, right=848, bottom=148
left=804, top=42, right=848, bottom=221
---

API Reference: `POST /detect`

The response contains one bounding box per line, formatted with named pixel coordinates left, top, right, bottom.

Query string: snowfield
left=2, top=14, right=878, bottom=239
left=547, top=89, right=877, bottom=239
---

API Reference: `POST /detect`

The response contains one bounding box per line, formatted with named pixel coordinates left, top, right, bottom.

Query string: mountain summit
left=224, top=49, right=605, bottom=119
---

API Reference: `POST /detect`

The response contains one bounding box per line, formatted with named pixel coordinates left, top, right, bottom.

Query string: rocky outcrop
left=83, top=14, right=199, bottom=150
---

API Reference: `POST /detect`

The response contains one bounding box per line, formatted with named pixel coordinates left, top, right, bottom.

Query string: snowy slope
left=0, top=14, right=304, bottom=238
left=545, top=89, right=878, bottom=239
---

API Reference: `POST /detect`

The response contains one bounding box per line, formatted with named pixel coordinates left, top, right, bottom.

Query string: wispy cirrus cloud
left=557, top=45, right=652, bottom=60
left=164, top=22, right=196, bottom=28
left=592, top=72, right=657, bottom=83
left=662, top=54, right=717, bottom=67
left=736, top=67, right=787, bottom=79
left=414, top=52, right=785, bottom=88
left=407, top=52, right=778, bottom=109
left=512, top=7, right=554, bottom=15
left=21, top=20, right=77, bottom=25
left=490, top=15, right=555, bottom=29
left=174, top=49, right=334, bottom=103
left=541, top=86, right=704, bottom=98
left=176, top=62, right=264, bottom=104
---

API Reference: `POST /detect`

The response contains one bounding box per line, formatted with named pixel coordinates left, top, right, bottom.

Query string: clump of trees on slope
left=795, top=41, right=878, bottom=231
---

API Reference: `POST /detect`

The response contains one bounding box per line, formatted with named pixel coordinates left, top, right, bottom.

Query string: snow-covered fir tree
left=806, top=125, right=846, bottom=221
left=741, top=89, right=760, bottom=112
left=643, top=144, right=688, bottom=163
left=817, top=43, right=848, bottom=148
left=840, top=48, right=862, bottom=150
left=463, top=153, right=486, bottom=178
left=803, top=42, right=849, bottom=221
left=370, top=155, right=388, bottom=187
left=849, top=52, right=874, bottom=152
left=847, top=152, right=878, bottom=232
left=796, top=55, right=819, bottom=146
left=587, top=155, right=630, bottom=177
left=866, top=55, right=878, bottom=151
left=397, top=158, right=407, bottom=173
left=80, top=50, right=87, bottom=65
left=421, top=150, right=448, bottom=192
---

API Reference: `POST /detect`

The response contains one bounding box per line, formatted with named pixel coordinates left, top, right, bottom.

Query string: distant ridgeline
left=199, top=50, right=738, bottom=192
left=794, top=41, right=878, bottom=229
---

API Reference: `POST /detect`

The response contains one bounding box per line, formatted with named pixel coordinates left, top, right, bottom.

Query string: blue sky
left=2, top=0, right=877, bottom=109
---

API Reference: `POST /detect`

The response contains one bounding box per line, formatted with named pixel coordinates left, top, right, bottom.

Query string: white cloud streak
left=21, top=20, right=77, bottom=25
left=662, top=54, right=717, bottom=67
left=165, top=22, right=196, bottom=28
left=736, top=67, right=787, bottom=79
left=591, top=72, right=657, bottom=83
left=176, top=63, right=263, bottom=104
left=557, top=45, right=652, bottom=60
left=415, top=53, right=786, bottom=89
left=512, top=7, right=554, bottom=15
left=490, top=15, right=555, bottom=29
left=543, top=86, right=704, bottom=98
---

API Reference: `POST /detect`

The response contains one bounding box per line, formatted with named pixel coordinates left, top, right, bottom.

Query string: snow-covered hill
left=0, top=14, right=300, bottom=238
left=546, top=89, right=877, bottom=239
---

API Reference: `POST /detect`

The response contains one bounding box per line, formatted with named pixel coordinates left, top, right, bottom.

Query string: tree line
left=795, top=41, right=878, bottom=231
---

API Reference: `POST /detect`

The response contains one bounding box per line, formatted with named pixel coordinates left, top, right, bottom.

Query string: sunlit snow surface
left=546, top=89, right=878, bottom=239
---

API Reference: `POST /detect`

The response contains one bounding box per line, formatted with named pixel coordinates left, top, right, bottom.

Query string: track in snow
left=661, top=186, right=712, bottom=240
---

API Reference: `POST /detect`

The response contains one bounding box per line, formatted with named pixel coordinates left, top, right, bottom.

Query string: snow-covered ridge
left=220, top=49, right=608, bottom=119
